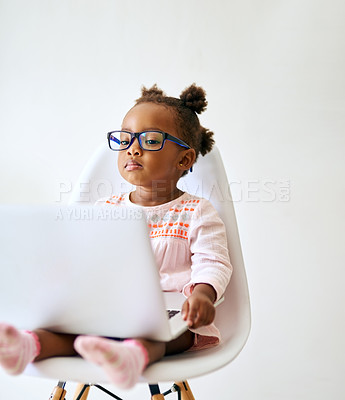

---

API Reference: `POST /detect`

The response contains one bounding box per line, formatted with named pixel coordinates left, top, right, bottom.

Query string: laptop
left=0, top=204, right=222, bottom=342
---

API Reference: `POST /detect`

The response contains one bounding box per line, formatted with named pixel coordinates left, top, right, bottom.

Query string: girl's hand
left=181, top=284, right=216, bottom=329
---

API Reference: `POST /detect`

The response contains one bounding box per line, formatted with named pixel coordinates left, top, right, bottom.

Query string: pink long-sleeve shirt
left=97, top=191, right=232, bottom=339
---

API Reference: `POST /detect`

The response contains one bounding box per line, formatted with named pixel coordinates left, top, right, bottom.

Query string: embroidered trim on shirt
left=106, top=195, right=125, bottom=205
left=149, top=221, right=189, bottom=240
left=103, top=193, right=202, bottom=240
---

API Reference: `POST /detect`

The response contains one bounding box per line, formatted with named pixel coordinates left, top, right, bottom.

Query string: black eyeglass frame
left=107, top=130, right=191, bottom=152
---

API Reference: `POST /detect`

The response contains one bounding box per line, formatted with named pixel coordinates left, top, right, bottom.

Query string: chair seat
left=25, top=329, right=249, bottom=383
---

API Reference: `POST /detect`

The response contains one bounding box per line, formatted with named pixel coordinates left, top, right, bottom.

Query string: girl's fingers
left=182, top=299, right=198, bottom=327
left=182, top=297, right=216, bottom=328
left=187, top=303, right=199, bottom=327
left=181, top=300, right=189, bottom=321
left=190, top=304, right=215, bottom=329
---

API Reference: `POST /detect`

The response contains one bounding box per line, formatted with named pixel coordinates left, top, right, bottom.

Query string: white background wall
left=1, top=0, right=344, bottom=399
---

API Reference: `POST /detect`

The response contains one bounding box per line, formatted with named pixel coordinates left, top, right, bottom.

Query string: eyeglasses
left=107, top=130, right=191, bottom=152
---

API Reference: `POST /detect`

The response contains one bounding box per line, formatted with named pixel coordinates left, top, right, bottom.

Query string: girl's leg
left=74, top=330, right=195, bottom=389
left=34, top=329, right=77, bottom=360
left=35, top=328, right=195, bottom=360
left=164, top=329, right=195, bottom=355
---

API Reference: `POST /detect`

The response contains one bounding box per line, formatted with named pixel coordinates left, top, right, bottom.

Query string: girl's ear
left=177, top=149, right=196, bottom=172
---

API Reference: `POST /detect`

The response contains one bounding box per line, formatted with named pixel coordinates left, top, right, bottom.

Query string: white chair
left=25, top=144, right=251, bottom=400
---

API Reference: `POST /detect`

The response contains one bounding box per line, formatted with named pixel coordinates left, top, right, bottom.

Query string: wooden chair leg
left=73, top=383, right=91, bottom=400
left=151, top=395, right=165, bottom=400
left=49, top=381, right=67, bottom=400
left=175, top=381, right=195, bottom=400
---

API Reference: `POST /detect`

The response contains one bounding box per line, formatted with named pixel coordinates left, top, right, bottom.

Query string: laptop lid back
left=0, top=205, right=174, bottom=341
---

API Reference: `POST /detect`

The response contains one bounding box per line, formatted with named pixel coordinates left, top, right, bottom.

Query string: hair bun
left=180, top=84, right=208, bottom=114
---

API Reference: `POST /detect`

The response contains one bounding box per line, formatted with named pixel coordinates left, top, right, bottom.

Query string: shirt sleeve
left=183, top=199, right=232, bottom=301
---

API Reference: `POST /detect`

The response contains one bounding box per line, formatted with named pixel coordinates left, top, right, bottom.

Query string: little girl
left=0, top=84, right=232, bottom=389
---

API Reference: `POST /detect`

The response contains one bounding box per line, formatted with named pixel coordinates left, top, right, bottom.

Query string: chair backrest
left=69, top=143, right=251, bottom=347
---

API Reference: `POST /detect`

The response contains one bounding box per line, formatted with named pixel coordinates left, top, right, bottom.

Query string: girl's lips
left=125, top=160, right=143, bottom=171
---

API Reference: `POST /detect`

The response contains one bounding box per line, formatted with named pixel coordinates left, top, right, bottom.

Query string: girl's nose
left=127, top=138, right=142, bottom=156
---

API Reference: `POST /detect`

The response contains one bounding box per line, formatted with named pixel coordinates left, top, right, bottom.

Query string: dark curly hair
left=134, top=84, right=215, bottom=165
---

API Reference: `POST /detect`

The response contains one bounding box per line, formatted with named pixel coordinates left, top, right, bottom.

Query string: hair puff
left=138, top=84, right=165, bottom=101
left=199, top=128, right=215, bottom=156
left=180, top=83, right=208, bottom=114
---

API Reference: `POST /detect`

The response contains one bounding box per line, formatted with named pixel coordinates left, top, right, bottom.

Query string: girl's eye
left=143, top=133, right=163, bottom=147
left=120, top=140, right=130, bottom=146
left=145, top=139, right=160, bottom=145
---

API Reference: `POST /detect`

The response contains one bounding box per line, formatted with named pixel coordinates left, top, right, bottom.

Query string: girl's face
left=117, top=102, right=188, bottom=191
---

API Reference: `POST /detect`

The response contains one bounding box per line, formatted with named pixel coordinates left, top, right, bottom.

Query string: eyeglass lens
left=109, top=131, right=164, bottom=151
